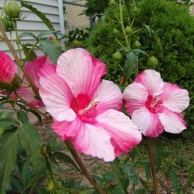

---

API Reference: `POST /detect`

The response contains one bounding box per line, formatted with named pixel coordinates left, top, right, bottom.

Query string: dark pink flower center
left=145, top=95, right=163, bottom=113
left=70, top=94, right=99, bottom=123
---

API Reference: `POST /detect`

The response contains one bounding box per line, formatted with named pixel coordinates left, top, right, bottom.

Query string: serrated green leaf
left=111, top=158, right=128, bottom=193
left=21, top=1, right=55, bottom=31
left=18, top=123, right=41, bottom=173
left=39, top=38, right=63, bottom=63
left=149, top=138, right=163, bottom=172
left=132, top=49, right=148, bottom=56
left=19, top=32, right=36, bottom=39
left=37, top=30, right=58, bottom=40
left=171, top=169, right=181, bottom=194
left=17, top=111, right=29, bottom=123
left=0, top=130, right=19, bottom=194
left=124, top=51, right=138, bottom=80
left=0, top=118, right=20, bottom=129
left=23, top=45, right=37, bottom=62
left=51, top=152, right=81, bottom=173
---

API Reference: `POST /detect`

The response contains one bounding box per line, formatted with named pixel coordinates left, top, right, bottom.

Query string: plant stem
left=147, top=139, right=159, bottom=194
left=65, top=140, right=106, bottom=194
left=119, top=0, right=131, bottom=49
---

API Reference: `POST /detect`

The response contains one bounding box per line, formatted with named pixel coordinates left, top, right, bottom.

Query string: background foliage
left=84, top=0, right=194, bottom=131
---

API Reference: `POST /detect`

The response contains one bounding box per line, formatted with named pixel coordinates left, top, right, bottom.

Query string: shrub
left=84, top=0, right=194, bottom=129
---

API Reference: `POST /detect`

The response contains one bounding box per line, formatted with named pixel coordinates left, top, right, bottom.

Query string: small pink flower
left=38, top=48, right=142, bottom=162
left=17, top=55, right=53, bottom=107
left=123, top=69, right=190, bottom=137
left=0, top=51, right=17, bottom=83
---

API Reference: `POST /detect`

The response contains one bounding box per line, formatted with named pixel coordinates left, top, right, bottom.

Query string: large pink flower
left=123, top=69, right=190, bottom=137
left=0, top=51, right=17, bottom=83
left=38, top=48, right=142, bottom=162
left=17, top=56, right=53, bottom=107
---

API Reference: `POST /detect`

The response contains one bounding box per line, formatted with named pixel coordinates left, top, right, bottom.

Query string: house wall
left=0, top=0, right=64, bottom=56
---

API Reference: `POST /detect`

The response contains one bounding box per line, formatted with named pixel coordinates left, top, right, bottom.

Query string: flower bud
left=147, top=55, right=158, bottom=66
left=125, top=26, right=133, bottom=34
left=112, top=51, right=122, bottom=60
left=5, top=2, right=21, bottom=20
left=133, top=40, right=142, bottom=48
left=113, top=28, right=119, bottom=35
left=110, top=0, right=116, bottom=6
left=2, top=17, right=15, bottom=32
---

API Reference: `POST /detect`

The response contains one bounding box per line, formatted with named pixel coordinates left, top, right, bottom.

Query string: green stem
left=147, top=139, right=159, bottom=194
left=119, top=0, right=131, bottom=49
left=65, top=140, right=106, bottom=194
left=14, top=21, right=22, bottom=60
left=0, top=21, right=39, bottom=96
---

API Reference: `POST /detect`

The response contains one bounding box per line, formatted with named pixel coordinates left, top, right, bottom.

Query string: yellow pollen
left=79, top=98, right=99, bottom=115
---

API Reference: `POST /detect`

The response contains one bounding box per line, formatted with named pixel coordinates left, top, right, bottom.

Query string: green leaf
left=132, top=49, right=148, bottom=56
left=0, top=118, right=20, bottom=129
left=20, top=1, right=55, bottom=31
left=144, top=24, right=154, bottom=37
left=0, top=130, right=19, bottom=194
left=124, top=51, right=138, bottom=80
left=149, top=138, right=163, bottom=172
left=23, top=45, right=37, bottom=62
left=17, top=111, right=29, bottom=123
left=39, top=38, right=63, bottom=63
left=171, top=169, right=181, bottom=194
left=51, top=152, right=81, bottom=173
left=111, top=158, right=128, bottom=193
left=19, top=32, right=36, bottom=39
left=37, top=30, right=59, bottom=40
left=18, top=123, right=41, bottom=173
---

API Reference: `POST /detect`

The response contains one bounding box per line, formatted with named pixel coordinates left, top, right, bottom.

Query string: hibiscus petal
left=96, top=109, right=142, bottom=157
left=24, top=55, right=53, bottom=88
left=132, top=107, right=164, bottom=137
left=17, top=87, right=44, bottom=107
left=38, top=64, right=76, bottom=122
left=158, top=108, right=186, bottom=134
left=134, top=70, right=164, bottom=96
left=72, top=123, right=115, bottom=162
left=159, top=82, right=190, bottom=113
left=57, top=48, right=106, bottom=97
left=123, top=82, right=148, bottom=115
left=94, top=80, right=123, bottom=113
left=52, top=117, right=81, bottom=140
left=0, top=51, right=17, bottom=83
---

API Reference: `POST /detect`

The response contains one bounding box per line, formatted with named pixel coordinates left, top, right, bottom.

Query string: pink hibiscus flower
left=17, top=56, right=53, bottom=107
left=38, top=48, right=142, bottom=162
left=0, top=51, right=18, bottom=84
left=123, top=69, right=190, bottom=137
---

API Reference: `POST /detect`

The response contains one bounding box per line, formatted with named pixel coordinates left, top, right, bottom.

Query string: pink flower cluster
left=0, top=49, right=190, bottom=162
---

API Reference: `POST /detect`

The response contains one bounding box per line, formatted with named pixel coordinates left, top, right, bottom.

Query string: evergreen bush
left=85, top=0, right=194, bottom=130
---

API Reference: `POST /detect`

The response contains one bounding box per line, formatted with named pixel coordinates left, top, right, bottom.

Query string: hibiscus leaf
left=23, top=45, right=37, bottom=62
left=0, top=118, right=20, bottom=129
left=18, top=123, right=41, bottom=173
left=111, top=158, right=128, bottom=193
left=149, top=138, right=163, bottom=172
left=0, top=129, right=19, bottom=194
left=20, top=1, right=55, bottom=31
left=51, top=152, right=81, bottom=173
left=124, top=51, right=138, bottom=80
left=19, top=32, right=37, bottom=39
left=171, top=169, right=182, bottom=194
left=39, top=38, right=63, bottom=63
left=17, top=111, right=29, bottom=123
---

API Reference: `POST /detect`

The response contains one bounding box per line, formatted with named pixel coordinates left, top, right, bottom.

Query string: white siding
left=0, top=0, right=63, bottom=56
